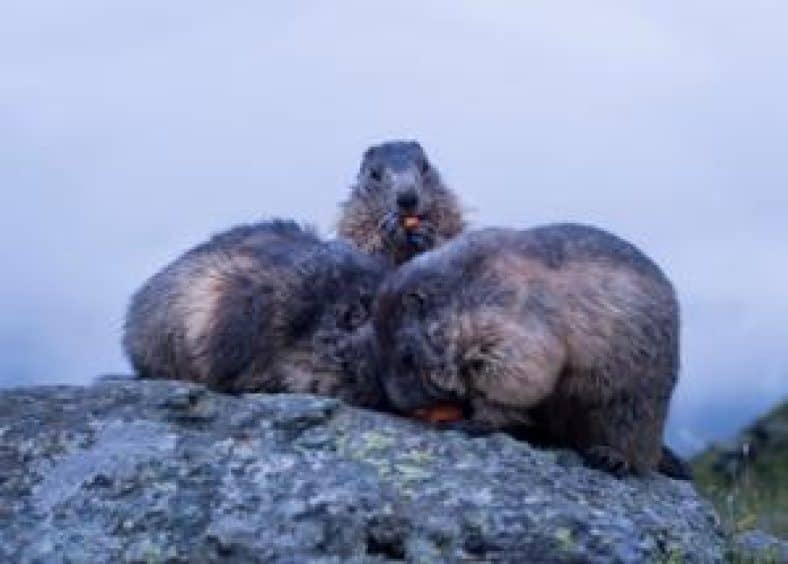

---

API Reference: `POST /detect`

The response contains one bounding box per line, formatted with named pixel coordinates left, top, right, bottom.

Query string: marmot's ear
left=362, top=146, right=378, bottom=164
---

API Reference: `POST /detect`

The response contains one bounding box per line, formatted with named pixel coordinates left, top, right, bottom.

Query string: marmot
left=123, top=220, right=386, bottom=407
left=337, top=140, right=465, bottom=266
left=374, top=224, right=681, bottom=476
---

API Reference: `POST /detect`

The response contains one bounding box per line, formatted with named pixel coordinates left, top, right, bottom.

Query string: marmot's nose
left=396, top=189, right=418, bottom=212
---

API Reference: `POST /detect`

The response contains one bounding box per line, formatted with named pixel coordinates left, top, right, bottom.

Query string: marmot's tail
left=658, top=445, right=693, bottom=481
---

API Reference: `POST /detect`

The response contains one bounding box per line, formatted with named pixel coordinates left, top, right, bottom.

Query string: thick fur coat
left=375, top=224, right=680, bottom=475
left=124, top=220, right=386, bottom=407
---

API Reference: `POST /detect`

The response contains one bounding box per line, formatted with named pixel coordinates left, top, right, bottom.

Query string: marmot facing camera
left=375, top=224, right=680, bottom=475
left=123, top=220, right=386, bottom=407
left=337, top=140, right=465, bottom=266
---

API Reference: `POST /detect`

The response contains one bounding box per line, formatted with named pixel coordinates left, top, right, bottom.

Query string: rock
left=0, top=380, right=729, bottom=563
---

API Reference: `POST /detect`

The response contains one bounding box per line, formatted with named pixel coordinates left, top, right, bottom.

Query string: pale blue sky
left=2, top=2, right=786, bottom=453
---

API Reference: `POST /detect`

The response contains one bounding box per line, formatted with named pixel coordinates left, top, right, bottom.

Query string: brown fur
left=123, top=220, right=386, bottom=407
left=375, top=224, right=680, bottom=475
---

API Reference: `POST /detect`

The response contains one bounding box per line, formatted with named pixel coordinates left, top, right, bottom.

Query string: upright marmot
left=337, top=140, right=465, bottom=266
left=123, top=220, right=386, bottom=407
left=374, top=224, right=680, bottom=476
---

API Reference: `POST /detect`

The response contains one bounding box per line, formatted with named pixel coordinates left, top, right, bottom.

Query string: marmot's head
left=337, top=140, right=465, bottom=265
left=304, top=243, right=389, bottom=407
left=373, top=243, right=502, bottom=415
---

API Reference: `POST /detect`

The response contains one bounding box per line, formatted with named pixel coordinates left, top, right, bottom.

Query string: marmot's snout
left=395, top=188, right=418, bottom=213
left=376, top=294, right=468, bottom=415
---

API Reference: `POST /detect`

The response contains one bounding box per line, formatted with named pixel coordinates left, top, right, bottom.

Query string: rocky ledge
left=0, top=379, right=750, bottom=563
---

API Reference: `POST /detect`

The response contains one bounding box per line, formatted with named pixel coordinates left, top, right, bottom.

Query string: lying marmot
left=123, top=220, right=386, bottom=406
left=374, top=224, right=681, bottom=476
left=337, top=140, right=465, bottom=266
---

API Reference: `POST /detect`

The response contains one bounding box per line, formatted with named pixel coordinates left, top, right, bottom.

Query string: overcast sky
left=1, top=1, right=786, bottom=454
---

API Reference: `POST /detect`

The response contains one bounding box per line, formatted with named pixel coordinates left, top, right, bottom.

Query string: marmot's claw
left=584, top=446, right=631, bottom=477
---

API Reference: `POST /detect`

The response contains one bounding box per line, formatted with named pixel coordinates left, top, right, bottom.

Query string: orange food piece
left=412, top=404, right=464, bottom=424
left=402, top=215, right=420, bottom=230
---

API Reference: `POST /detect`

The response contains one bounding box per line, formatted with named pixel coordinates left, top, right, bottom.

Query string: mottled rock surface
left=1, top=380, right=730, bottom=563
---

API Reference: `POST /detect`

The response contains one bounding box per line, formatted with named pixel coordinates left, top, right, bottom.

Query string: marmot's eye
left=369, top=168, right=383, bottom=182
left=417, top=159, right=430, bottom=175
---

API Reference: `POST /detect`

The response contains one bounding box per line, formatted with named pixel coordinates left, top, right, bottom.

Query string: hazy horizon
left=2, top=2, right=786, bottom=455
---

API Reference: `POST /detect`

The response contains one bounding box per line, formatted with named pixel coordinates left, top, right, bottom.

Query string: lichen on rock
left=0, top=380, right=734, bottom=562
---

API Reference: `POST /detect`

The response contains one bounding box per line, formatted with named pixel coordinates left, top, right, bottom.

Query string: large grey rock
left=1, top=380, right=729, bottom=563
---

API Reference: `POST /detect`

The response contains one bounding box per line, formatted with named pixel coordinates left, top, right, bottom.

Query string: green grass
left=691, top=402, right=788, bottom=539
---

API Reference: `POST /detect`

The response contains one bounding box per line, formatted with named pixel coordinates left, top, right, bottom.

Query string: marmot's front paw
left=583, top=445, right=631, bottom=477
left=406, top=222, right=437, bottom=253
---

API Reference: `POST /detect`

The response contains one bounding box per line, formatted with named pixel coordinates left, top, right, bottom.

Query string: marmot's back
left=123, top=221, right=317, bottom=383
left=489, top=224, right=678, bottom=371
left=123, top=220, right=385, bottom=401
left=376, top=223, right=680, bottom=475
left=511, top=223, right=668, bottom=278
left=415, top=223, right=670, bottom=282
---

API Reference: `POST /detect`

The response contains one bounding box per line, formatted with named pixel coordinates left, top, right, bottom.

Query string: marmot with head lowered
left=374, top=224, right=681, bottom=476
left=337, top=140, right=465, bottom=266
left=123, top=220, right=386, bottom=407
